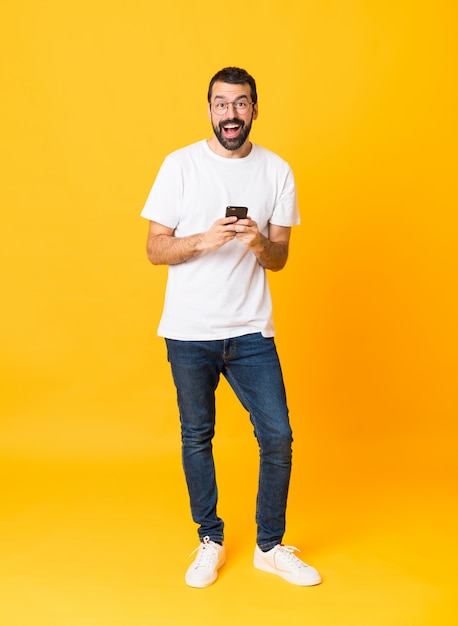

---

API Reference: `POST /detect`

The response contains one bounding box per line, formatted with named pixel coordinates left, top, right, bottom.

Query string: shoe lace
left=276, top=545, right=308, bottom=569
left=189, top=536, right=219, bottom=568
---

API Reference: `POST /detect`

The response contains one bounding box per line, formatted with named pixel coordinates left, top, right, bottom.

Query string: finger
left=222, top=216, right=238, bottom=225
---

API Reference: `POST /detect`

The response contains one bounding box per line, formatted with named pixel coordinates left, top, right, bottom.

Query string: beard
left=212, top=115, right=253, bottom=151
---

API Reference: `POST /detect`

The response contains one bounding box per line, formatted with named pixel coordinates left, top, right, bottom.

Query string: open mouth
left=221, top=121, right=243, bottom=138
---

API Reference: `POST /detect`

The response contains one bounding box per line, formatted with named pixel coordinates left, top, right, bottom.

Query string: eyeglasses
left=211, top=99, right=254, bottom=116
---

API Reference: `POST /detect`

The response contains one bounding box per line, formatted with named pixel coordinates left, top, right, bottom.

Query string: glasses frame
left=210, top=99, right=254, bottom=116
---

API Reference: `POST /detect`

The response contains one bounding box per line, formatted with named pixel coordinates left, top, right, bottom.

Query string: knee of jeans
left=258, top=425, right=293, bottom=457
left=181, top=424, right=215, bottom=448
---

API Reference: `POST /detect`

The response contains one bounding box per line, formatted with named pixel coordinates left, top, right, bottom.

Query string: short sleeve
left=140, top=155, right=183, bottom=229
left=269, top=165, right=300, bottom=227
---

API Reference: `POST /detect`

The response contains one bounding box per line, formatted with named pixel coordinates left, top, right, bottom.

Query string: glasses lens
left=212, top=102, right=227, bottom=115
left=212, top=101, right=250, bottom=115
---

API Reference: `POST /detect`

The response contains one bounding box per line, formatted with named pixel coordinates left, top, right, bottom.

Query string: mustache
left=220, top=118, right=245, bottom=129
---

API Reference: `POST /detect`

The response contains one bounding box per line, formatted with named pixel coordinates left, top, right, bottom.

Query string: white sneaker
left=254, top=544, right=321, bottom=586
left=185, top=536, right=225, bottom=588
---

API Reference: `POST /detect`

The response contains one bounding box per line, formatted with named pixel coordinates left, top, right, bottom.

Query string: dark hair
left=207, top=67, right=257, bottom=104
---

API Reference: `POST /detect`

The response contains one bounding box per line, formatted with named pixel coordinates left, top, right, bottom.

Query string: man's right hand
left=197, top=216, right=238, bottom=252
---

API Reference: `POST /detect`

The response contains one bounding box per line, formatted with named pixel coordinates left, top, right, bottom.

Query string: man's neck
left=206, top=137, right=253, bottom=159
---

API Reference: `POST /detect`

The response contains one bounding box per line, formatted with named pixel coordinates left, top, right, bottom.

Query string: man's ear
left=252, top=103, right=259, bottom=120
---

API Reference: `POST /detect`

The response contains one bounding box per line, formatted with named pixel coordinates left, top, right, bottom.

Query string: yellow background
left=1, top=1, right=457, bottom=624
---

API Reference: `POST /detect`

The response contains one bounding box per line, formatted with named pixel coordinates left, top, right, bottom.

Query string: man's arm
left=235, top=221, right=292, bottom=272
left=146, top=217, right=238, bottom=265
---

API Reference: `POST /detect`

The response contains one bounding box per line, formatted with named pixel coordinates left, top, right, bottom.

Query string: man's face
left=208, top=81, right=258, bottom=152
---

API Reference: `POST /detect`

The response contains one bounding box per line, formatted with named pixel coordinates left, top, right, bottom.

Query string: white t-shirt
left=141, top=140, right=299, bottom=340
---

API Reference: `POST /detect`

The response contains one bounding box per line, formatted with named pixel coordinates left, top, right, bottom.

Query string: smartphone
left=226, top=206, right=248, bottom=220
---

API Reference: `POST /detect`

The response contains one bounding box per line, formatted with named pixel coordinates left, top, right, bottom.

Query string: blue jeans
left=165, top=333, right=293, bottom=551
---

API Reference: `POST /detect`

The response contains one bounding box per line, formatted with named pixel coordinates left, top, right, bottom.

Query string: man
left=141, top=67, right=321, bottom=588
